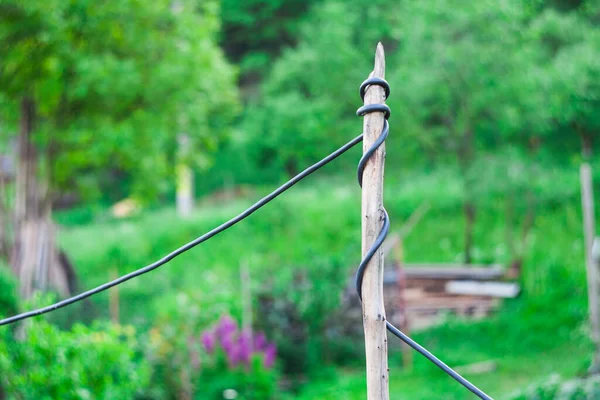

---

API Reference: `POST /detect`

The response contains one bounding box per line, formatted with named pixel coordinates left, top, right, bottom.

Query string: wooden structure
left=0, top=153, right=15, bottom=183
left=344, top=260, right=520, bottom=334
left=359, top=43, right=389, bottom=400
left=592, top=237, right=600, bottom=372
left=382, top=263, right=517, bottom=331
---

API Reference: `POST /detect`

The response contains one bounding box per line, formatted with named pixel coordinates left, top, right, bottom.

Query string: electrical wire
left=0, top=134, right=364, bottom=327
left=1, top=74, right=493, bottom=400
left=355, top=77, right=493, bottom=400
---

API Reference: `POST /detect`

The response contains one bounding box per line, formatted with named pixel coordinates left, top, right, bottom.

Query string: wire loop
left=359, top=77, right=391, bottom=101
left=356, top=104, right=391, bottom=119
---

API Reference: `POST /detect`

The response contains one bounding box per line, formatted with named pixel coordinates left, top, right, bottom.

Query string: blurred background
left=0, top=0, right=599, bottom=398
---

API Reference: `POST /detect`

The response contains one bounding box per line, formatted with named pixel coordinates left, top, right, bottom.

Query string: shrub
left=194, top=315, right=280, bottom=400
left=146, top=314, right=281, bottom=399
left=508, top=374, right=600, bottom=399
left=255, top=254, right=363, bottom=379
left=0, top=320, right=151, bottom=399
left=0, top=266, right=18, bottom=318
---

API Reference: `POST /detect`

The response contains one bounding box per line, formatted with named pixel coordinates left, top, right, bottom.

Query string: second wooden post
left=361, top=43, right=390, bottom=400
left=581, top=162, right=600, bottom=371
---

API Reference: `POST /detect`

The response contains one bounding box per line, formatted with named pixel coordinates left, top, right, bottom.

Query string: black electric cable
left=0, top=74, right=493, bottom=400
left=355, top=77, right=493, bottom=400
left=0, top=134, right=364, bottom=327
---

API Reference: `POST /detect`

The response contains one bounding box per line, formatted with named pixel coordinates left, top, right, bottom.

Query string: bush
left=195, top=317, right=280, bottom=399
left=255, top=254, right=363, bottom=379
left=508, top=374, right=600, bottom=400
left=0, top=320, right=151, bottom=399
left=147, top=314, right=281, bottom=399
left=0, top=266, right=18, bottom=318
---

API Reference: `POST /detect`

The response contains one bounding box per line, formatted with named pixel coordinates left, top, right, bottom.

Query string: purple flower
left=200, top=315, right=279, bottom=371
left=264, top=343, right=276, bottom=369
left=215, top=315, right=238, bottom=343
left=253, top=332, right=267, bottom=351
left=221, top=333, right=234, bottom=354
left=221, top=333, right=240, bottom=367
left=201, top=330, right=216, bottom=354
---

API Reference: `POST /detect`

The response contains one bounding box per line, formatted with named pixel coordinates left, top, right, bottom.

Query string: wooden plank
left=406, top=298, right=497, bottom=311
left=445, top=280, right=520, bottom=298
left=383, top=264, right=504, bottom=282
left=401, top=288, right=425, bottom=300
left=454, top=361, right=497, bottom=375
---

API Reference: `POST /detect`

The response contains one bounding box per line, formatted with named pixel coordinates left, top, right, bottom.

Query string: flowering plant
left=201, top=315, right=276, bottom=369
left=195, top=315, right=280, bottom=399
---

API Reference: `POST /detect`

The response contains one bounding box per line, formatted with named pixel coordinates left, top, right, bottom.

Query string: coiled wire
left=355, top=77, right=492, bottom=400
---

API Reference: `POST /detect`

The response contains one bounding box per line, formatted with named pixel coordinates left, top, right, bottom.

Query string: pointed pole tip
left=373, top=42, right=385, bottom=79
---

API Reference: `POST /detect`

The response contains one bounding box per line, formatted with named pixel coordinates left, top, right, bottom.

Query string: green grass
left=296, top=343, right=588, bottom=399
left=55, top=166, right=592, bottom=398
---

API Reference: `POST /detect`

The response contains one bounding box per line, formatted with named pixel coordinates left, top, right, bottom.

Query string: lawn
left=55, top=166, right=592, bottom=398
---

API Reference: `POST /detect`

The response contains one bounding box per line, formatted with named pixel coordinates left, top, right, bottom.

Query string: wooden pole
left=581, top=163, right=600, bottom=371
left=176, top=134, right=194, bottom=218
left=360, top=42, right=389, bottom=400
left=593, top=238, right=600, bottom=373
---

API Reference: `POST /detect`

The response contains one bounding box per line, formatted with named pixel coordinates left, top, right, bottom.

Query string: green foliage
left=57, top=156, right=595, bottom=396
left=508, top=374, right=600, bottom=399
left=0, top=0, right=239, bottom=202
left=0, top=266, right=18, bottom=318
left=142, top=294, right=239, bottom=398
left=142, top=313, right=281, bottom=399
left=551, top=25, right=600, bottom=140
left=5, top=0, right=600, bottom=398
left=394, top=0, right=552, bottom=153
left=194, top=317, right=280, bottom=399
left=195, top=355, right=280, bottom=400
left=220, top=0, right=320, bottom=74
left=229, top=0, right=598, bottom=185
left=238, top=0, right=399, bottom=177
left=0, top=320, right=151, bottom=399
left=256, top=253, right=360, bottom=376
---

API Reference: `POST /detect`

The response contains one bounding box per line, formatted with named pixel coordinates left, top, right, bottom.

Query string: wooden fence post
left=360, top=43, right=390, bottom=400
left=581, top=163, right=600, bottom=372
left=176, top=134, right=194, bottom=218
left=593, top=238, right=600, bottom=372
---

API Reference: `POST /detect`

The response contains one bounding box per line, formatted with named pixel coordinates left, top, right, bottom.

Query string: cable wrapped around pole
left=354, top=77, right=492, bottom=400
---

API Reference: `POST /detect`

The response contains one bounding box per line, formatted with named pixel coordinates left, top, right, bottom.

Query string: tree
left=240, top=0, right=400, bottom=177
left=552, top=25, right=600, bottom=157
left=219, top=0, right=321, bottom=81
left=392, top=0, right=536, bottom=263
left=0, top=0, right=239, bottom=298
left=541, top=7, right=600, bottom=369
